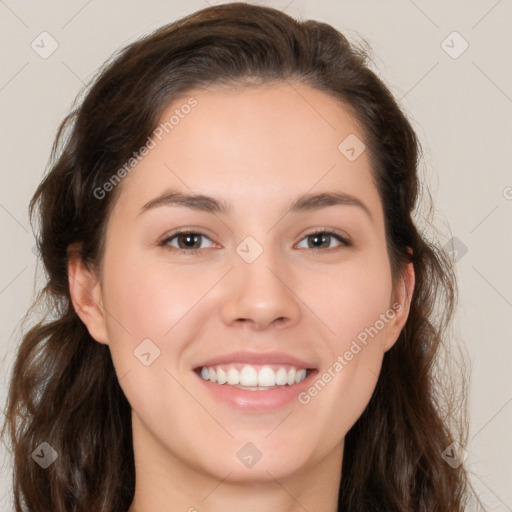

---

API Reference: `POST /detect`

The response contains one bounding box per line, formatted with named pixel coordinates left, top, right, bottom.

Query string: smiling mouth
left=194, top=363, right=315, bottom=391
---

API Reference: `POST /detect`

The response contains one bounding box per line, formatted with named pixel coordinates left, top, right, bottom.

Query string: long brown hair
left=2, top=2, right=478, bottom=510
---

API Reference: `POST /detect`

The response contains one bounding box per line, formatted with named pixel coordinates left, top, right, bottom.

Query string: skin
left=69, top=81, right=415, bottom=512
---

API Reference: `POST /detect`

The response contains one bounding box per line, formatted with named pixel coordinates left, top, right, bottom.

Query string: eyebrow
left=139, top=188, right=373, bottom=222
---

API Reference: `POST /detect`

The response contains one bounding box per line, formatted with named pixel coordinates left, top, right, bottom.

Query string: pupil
left=311, top=234, right=328, bottom=248
left=181, top=234, right=199, bottom=248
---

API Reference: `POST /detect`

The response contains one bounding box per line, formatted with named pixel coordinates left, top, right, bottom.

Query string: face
left=71, top=82, right=413, bottom=487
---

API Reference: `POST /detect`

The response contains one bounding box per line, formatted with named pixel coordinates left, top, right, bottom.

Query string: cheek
left=98, top=253, right=198, bottom=427
left=307, top=252, right=393, bottom=350
left=101, top=251, right=203, bottom=345
left=297, top=254, right=393, bottom=430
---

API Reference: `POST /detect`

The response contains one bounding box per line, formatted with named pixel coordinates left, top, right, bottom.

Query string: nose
left=221, top=250, right=302, bottom=331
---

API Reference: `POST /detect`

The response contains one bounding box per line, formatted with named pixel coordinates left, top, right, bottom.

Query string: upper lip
left=193, top=350, right=317, bottom=370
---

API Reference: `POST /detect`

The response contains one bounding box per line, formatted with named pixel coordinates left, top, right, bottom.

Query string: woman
left=1, top=2, right=478, bottom=511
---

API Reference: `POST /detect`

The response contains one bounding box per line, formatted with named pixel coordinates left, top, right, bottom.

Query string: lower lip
left=194, top=370, right=317, bottom=411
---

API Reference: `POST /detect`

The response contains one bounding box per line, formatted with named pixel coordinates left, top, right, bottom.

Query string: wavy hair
left=2, top=2, right=478, bottom=510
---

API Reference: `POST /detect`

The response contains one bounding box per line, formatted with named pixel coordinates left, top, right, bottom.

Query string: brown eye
left=296, top=230, right=351, bottom=251
left=160, top=231, right=215, bottom=253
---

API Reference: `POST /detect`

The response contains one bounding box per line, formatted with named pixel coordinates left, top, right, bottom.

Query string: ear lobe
left=67, top=248, right=109, bottom=345
left=383, top=260, right=415, bottom=352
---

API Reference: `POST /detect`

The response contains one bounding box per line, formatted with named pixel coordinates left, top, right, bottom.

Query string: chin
left=193, top=437, right=317, bottom=483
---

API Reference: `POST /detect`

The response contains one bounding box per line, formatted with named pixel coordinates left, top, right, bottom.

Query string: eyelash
left=159, top=229, right=351, bottom=255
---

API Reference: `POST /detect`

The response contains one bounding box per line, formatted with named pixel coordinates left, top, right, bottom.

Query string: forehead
left=166, top=82, right=365, bottom=164
left=109, top=82, right=382, bottom=223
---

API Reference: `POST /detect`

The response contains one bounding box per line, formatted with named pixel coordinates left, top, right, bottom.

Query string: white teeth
left=198, top=363, right=309, bottom=388
left=217, top=367, right=227, bottom=385
left=227, top=368, right=240, bottom=385
left=257, top=366, right=276, bottom=387
left=275, top=367, right=288, bottom=385
left=295, top=369, right=307, bottom=384
left=240, top=366, right=258, bottom=386
left=286, top=368, right=296, bottom=386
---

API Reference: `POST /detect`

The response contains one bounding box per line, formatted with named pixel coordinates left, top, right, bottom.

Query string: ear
left=67, top=244, right=109, bottom=345
left=383, top=255, right=415, bottom=352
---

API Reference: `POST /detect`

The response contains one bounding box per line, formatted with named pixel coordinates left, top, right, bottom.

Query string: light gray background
left=1, top=1, right=511, bottom=510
